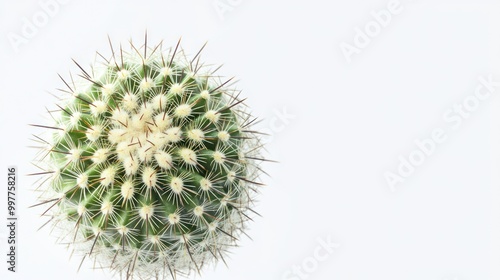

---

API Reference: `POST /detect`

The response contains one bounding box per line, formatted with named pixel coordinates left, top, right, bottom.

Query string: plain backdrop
left=1, top=0, right=500, bottom=279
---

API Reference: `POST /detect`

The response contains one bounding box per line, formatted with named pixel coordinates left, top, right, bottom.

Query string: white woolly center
left=174, top=104, right=191, bottom=118
left=221, top=195, right=229, bottom=206
left=208, top=221, right=218, bottom=231
left=122, top=93, right=139, bottom=111
left=92, top=148, right=109, bottom=164
left=204, top=110, right=220, bottom=123
left=238, top=151, right=246, bottom=163
left=213, top=151, right=225, bottom=164
left=123, top=155, right=140, bottom=175
left=129, top=114, right=147, bottom=132
left=149, top=132, right=168, bottom=147
left=116, top=141, right=134, bottom=157
left=116, top=142, right=134, bottom=160
left=67, top=148, right=81, bottom=163
left=100, top=166, right=116, bottom=186
left=77, top=203, right=86, bottom=216
left=108, top=129, right=126, bottom=144
left=101, top=83, right=115, bottom=97
left=160, top=67, right=172, bottom=76
left=111, top=109, right=129, bottom=125
left=142, top=167, right=157, bottom=188
left=155, top=151, right=173, bottom=170
left=100, top=201, right=113, bottom=215
left=150, top=235, right=161, bottom=244
left=227, top=171, right=236, bottom=182
left=117, top=69, right=130, bottom=80
left=137, top=146, right=154, bottom=163
left=138, top=106, right=154, bottom=121
left=165, top=127, right=182, bottom=143
left=90, top=100, right=107, bottom=116
left=139, top=205, right=154, bottom=220
left=118, top=226, right=129, bottom=235
left=56, top=125, right=66, bottom=140
left=140, top=78, right=153, bottom=92
left=76, top=173, right=88, bottom=189
left=169, top=83, right=184, bottom=95
left=92, top=226, right=102, bottom=236
left=218, top=131, right=230, bottom=142
left=180, top=148, right=197, bottom=165
left=170, top=177, right=184, bottom=194
left=200, top=178, right=212, bottom=191
left=69, top=112, right=81, bottom=128
left=151, top=94, right=167, bottom=111
left=110, top=105, right=178, bottom=173
left=86, top=125, right=102, bottom=142
left=193, top=206, right=204, bottom=217
left=153, top=113, right=171, bottom=131
left=188, top=129, right=205, bottom=142
left=200, top=90, right=210, bottom=99
left=120, top=180, right=135, bottom=200
left=168, top=213, right=180, bottom=225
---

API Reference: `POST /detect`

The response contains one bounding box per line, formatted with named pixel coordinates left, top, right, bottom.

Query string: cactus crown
left=31, top=38, right=264, bottom=280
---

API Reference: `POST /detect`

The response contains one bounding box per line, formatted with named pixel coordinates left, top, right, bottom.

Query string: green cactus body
left=32, top=39, right=263, bottom=279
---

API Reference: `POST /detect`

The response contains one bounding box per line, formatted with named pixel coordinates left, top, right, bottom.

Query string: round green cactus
left=31, top=38, right=264, bottom=279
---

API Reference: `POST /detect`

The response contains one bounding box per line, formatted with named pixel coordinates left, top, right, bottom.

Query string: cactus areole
left=31, top=38, right=264, bottom=279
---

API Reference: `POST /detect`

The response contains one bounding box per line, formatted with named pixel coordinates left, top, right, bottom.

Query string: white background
left=1, top=0, right=500, bottom=279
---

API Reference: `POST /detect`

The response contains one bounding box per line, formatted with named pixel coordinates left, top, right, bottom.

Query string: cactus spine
left=31, top=38, right=264, bottom=280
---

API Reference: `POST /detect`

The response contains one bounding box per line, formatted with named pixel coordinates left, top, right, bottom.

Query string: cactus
left=31, top=37, right=265, bottom=280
